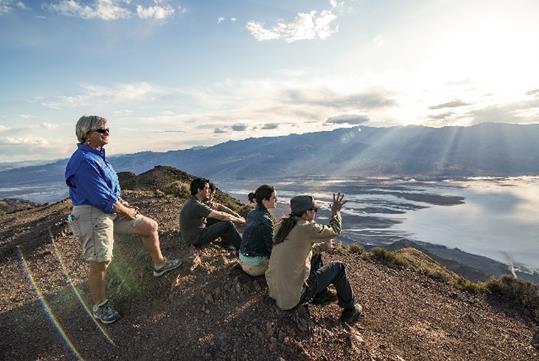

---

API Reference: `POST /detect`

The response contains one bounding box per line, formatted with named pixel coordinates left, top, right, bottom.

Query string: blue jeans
left=298, top=253, right=355, bottom=309
left=194, top=221, right=242, bottom=250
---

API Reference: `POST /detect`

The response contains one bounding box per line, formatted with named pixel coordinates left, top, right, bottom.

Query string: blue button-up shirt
left=65, top=144, right=120, bottom=213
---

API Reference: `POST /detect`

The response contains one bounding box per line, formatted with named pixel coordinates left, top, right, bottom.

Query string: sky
left=1, top=0, right=539, bottom=163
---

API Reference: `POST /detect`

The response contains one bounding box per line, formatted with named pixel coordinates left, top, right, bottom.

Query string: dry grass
left=349, top=245, right=539, bottom=320
left=485, top=276, right=539, bottom=318
left=162, top=180, right=191, bottom=198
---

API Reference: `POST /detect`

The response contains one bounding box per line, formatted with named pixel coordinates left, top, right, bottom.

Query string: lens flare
left=48, top=229, right=116, bottom=346
left=17, top=247, right=84, bottom=361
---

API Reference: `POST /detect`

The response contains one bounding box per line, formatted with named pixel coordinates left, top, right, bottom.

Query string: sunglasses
left=308, top=208, right=319, bottom=213
left=94, top=128, right=110, bottom=134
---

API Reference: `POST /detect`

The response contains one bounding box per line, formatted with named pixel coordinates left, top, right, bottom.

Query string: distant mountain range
left=1, top=123, right=539, bottom=188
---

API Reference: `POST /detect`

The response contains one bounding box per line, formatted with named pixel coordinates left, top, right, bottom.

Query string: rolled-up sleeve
left=74, top=160, right=119, bottom=213
left=308, top=212, right=342, bottom=242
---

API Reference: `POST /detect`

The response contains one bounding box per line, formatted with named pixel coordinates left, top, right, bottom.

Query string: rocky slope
left=0, top=168, right=538, bottom=360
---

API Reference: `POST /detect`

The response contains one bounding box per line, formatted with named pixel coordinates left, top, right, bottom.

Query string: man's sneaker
left=340, top=303, right=363, bottom=324
left=312, top=289, right=338, bottom=306
left=153, top=258, right=182, bottom=277
left=92, top=299, right=121, bottom=324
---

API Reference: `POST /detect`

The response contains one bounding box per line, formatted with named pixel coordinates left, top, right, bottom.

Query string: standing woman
left=239, top=185, right=277, bottom=276
left=65, top=115, right=181, bottom=324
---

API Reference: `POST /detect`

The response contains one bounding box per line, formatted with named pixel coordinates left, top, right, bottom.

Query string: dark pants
left=194, top=221, right=242, bottom=250
left=298, top=253, right=355, bottom=309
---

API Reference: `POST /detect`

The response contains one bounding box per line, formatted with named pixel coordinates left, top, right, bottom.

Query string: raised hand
left=330, top=192, right=347, bottom=213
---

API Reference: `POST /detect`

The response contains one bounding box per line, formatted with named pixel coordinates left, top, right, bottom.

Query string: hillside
left=1, top=167, right=538, bottom=360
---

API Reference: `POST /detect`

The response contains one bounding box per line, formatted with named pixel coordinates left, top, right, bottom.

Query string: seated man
left=205, top=182, right=242, bottom=228
left=265, top=193, right=363, bottom=324
left=180, top=178, right=245, bottom=249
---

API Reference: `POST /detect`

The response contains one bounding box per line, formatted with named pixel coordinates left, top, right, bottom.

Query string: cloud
left=0, top=124, right=65, bottom=161
left=151, top=130, right=184, bottom=133
left=429, top=99, right=471, bottom=110
left=468, top=99, right=539, bottom=125
left=39, top=82, right=168, bottom=109
left=0, top=0, right=27, bottom=14
left=40, top=122, right=58, bottom=129
left=214, top=128, right=227, bottom=134
left=326, top=114, right=368, bottom=125
left=246, top=1, right=340, bottom=43
left=46, top=0, right=131, bottom=20
left=284, top=88, right=396, bottom=109
left=217, top=16, right=237, bottom=24
left=526, top=89, right=539, bottom=97
left=372, top=35, right=384, bottom=48
left=136, top=1, right=175, bottom=20
left=0, top=137, right=49, bottom=146
left=46, top=0, right=180, bottom=20
left=427, top=112, right=454, bottom=121
left=261, top=123, right=279, bottom=130
left=231, top=123, right=248, bottom=131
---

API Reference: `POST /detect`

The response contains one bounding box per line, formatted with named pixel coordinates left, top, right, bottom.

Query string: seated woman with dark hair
left=239, top=185, right=277, bottom=276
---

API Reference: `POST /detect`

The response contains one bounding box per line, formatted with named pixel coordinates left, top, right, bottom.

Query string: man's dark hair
left=208, top=182, right=216, bottom=193
left=190, top=178, right=210, bottom=195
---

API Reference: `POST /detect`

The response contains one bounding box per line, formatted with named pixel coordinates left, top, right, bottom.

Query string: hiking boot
left=340, top=303, right=363, bottom=324
left=92, top=299, right=121, bottom=324
left=312, top=289, right=338, bottom=306
left=153, top=258, right=182, bottom=277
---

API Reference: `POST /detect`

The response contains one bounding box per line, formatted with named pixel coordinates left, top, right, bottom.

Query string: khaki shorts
left=68, top=205, right=144, bottom=262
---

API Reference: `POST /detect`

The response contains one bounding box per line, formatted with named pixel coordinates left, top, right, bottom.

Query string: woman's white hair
left=75, top=115, right=108, bottom=143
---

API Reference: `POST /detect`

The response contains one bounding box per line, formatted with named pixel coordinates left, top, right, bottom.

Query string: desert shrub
left=368, top=247, right=460, bottom=284
left=455, top=278, right=486, bottom=293
left=468, top=297, right=483, bottom=308
left=418, top=267, right=452, bottom=283
left=486, top=276, right=539, bottom=318
left=154, top=189, right=165, bottom=197
left=237, top=204, right=252, bottom=218
left=369, top=247, right=408, bottom=268
left=348, top=244, right=365, bottom=255
left=162, top=181, right=190, bottom=198
left=332, top=243, right=347, bottom=255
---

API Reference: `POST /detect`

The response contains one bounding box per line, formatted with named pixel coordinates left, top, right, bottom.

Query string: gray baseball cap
left=290, top=195, right=320, bottom=214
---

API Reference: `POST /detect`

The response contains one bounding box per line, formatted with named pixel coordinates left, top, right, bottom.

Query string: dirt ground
left=1, top=190, right=538, bottom=361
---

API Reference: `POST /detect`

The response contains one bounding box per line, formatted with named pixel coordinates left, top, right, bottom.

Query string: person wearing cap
left=265, top=193, right=362, bottom=324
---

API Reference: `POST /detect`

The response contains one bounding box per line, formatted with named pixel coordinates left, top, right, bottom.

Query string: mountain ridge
left=1, top=123, right=539, bottom=190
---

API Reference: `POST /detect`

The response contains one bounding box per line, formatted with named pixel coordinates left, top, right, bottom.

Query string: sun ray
left=17, top=247, right=84, bottom=361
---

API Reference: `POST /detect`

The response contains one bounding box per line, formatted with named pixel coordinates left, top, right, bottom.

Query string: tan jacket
left=265, top=212, right=342, bottom=310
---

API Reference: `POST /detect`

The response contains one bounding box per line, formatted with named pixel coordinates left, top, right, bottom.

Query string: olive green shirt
left=179, top=196, right=212, bottom=245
